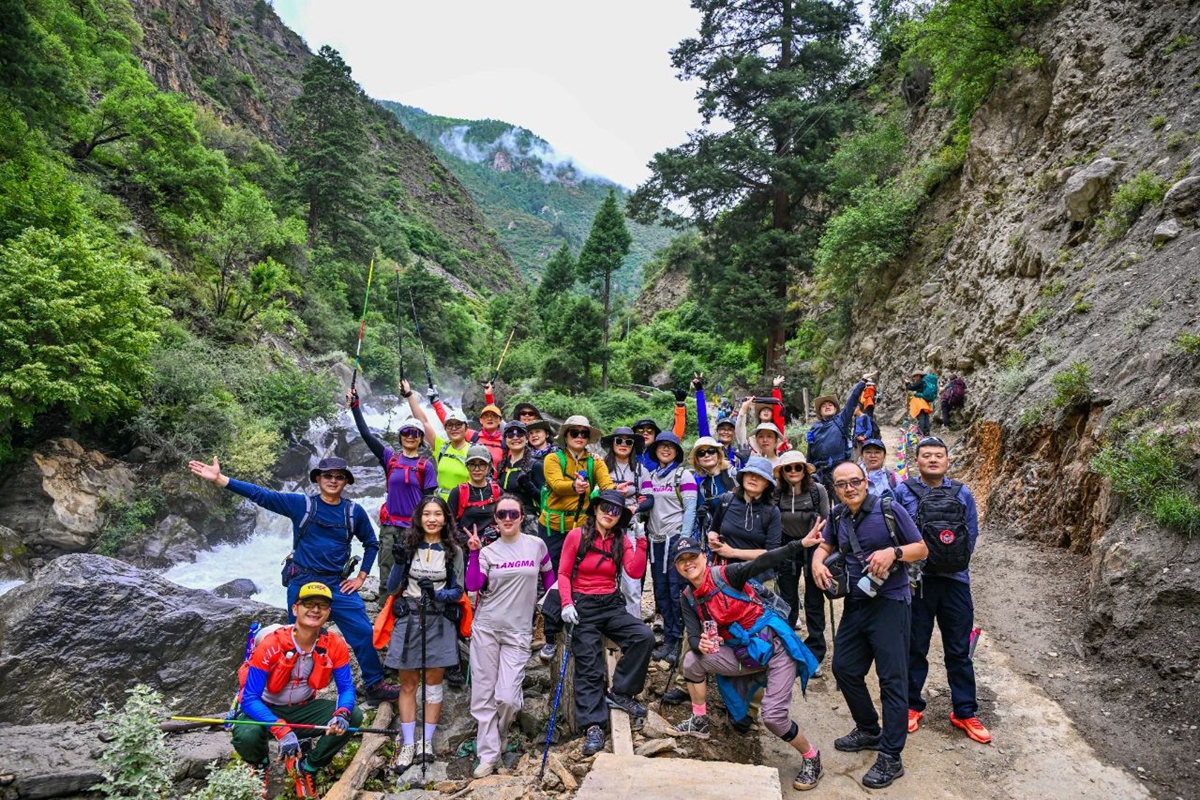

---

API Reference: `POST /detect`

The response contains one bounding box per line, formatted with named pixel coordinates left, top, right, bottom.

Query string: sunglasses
left=505, top=429, right=527, bottom=439
left=695, top=448, right=719, bottom=458
left=518, top=412, right=538, bottom=420
left=299, top=599, right=331, bottom=611
left=634, top=427, right=655, bottom=435
left=319, top=472, right=349, bottom=481
left=566, top=428, right=590, bottom=439
left=495, top=508, right=522, bottom=521
left=612, top=437, right=636, bottom=446
left=399, top=428, right=422, bottom=438
left=833, top=477, right=866, bottom=490
left=596, top=501, right=624, bottom=517
left=782, top=464, right=807, bottom=473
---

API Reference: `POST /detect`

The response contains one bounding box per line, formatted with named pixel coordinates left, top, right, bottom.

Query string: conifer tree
left=534, top=243, right=576, bottom=315
left=577, top=190, right=631, bottom=389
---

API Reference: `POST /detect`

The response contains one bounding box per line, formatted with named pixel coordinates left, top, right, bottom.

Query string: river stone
left=0, top=554, right=285, bottom=725
left=119, top=514, right=206, bottom=568
left=0, top=438, right=136, bottom=557
left=213, top=578, right=260, bottom=599
left=1063, top=158, right=1123, bottom=221
left=1164, top=176, right=1200, bottom=216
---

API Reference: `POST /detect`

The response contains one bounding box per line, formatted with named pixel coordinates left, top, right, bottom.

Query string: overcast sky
left=272, top=0, right=708, bottom=189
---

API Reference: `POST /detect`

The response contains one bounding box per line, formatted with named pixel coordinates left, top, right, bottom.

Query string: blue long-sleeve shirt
left=227, top=478, right=379, bottom=576
left=696, top=387, right=711, bottom=438
left=893, top=476, right=978, bottom=584
left=240, top=632, right=356, bottom=725
left=806, top=381, right=866, bottom=468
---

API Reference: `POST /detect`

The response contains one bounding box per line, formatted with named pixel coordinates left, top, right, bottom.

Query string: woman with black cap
left=557, top=489, right=653, bottom=757
left=496, top=420, right=543, bottom=532
left=602, top=426, right=647, bottom=617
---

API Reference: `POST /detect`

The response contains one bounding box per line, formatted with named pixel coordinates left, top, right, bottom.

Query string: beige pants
left=469, top=625, right=532, bottom=765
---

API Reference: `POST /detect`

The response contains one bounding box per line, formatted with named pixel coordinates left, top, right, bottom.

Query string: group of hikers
left=186, top=367, right=982, bottom=795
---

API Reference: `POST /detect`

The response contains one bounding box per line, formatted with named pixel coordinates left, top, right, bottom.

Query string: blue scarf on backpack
left=714, top=609, right=820, bottom=723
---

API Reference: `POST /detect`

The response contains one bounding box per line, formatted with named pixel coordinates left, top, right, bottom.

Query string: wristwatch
left=892, top=546, right=903, bottom=562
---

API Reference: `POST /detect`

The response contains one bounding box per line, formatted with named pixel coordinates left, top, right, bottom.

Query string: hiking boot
left=950, top=713, right=993, bottom=744
left=661, top=687, right=689, bottom=706
left=605, top=691, right=648, bottom=718
left=652, top=614, right=663, bottom=634
left=672, top=714, right=711, bottom=739
left=834, top=727, right=881, bottom=753
left=473, top=760, right=497, bottom=778
left=531, top=612, right=546, bottom=650
left=908, top=709, right=923, bottom=733
left=445, top=665, right=466, bottom=688
left=581, top=725, right=607, bottom=756
left=365, top=680, right=401, bottom=703
left=652, top=643, right=679, bottom=666
left=862, top=752, right=904, bottom=789
left=730, top=715, right=753, bottom=734
left=538, top=643, right=557, bottom=662
left=793, top=750, right=822, bottom=791
left=392, top=743, right=415, bottom=773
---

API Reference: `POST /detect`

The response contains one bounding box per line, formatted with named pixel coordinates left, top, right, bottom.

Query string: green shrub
left=815, top=178, right=923, bottom=298
left=1175, top=331, right=1200, bottom=355
left=1148, top=115, right=1167, bottom=132
left=94, top=685, right=175, bottom=798
left=996, top=364, right=1033, bottom=399
left=1098, top=171, right=1170, bottom=240
left=1163, top=34, right=1195, bottom=56
left=589, top=389, right=651, bottom=430
left=95, top=488, right=164, bottom=556
left=827, top=114, right=909, bottom=201
left=184, top=760, right=263, bottom=800
left=1017, top=406, right=1043, bottom=428
left=1050, top=361, right=1091, bottom=408
left=1016, top=308, right=1050, bottom=337
left=1092, top=426, right=1200, bottom=535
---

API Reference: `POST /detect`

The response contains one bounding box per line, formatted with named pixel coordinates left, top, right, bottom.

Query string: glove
left=673, top=387, right=687, bottom=403
left=347, top=388, right=360, bottom=409
left=327, top=708, right=352, bottom=735
left=427, top=386, right=440, bottom=403
left=561, top=605, right=579, bottom=626
left=278, top=731, right=300, bottom=758
left=691, top=373, right=704, bottom=391
left=417, top=577, right=436, bottom=601
left=636, top=496, right=654, bottom=515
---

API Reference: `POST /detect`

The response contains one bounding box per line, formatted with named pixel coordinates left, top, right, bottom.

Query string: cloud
left=437, top=123, right=616, bottom=186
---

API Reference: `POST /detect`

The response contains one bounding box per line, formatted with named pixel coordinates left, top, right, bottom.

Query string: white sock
left=401, top=721, right=416, bottom=745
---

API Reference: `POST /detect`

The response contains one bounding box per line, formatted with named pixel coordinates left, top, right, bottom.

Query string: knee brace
left=425, top=683, right=444, bottom=704
left=779, top=721, right=799, bottom=743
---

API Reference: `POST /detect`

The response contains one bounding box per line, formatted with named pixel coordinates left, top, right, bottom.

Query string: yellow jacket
left=540, top=449, right=614, bottom=533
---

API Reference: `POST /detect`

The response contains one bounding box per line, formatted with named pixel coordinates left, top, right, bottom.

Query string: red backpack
left=455, top=481, right=502, bottom=522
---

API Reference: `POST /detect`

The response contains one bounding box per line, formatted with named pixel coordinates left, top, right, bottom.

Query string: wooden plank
left=322, top=701, right=393, bottom=800
left=604, top=639, right=634, bottom=757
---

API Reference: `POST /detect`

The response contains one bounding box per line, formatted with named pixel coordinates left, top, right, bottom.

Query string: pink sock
left=802, top=747, right=817, bottom=759
left=692, top=704, right=707, bottom=717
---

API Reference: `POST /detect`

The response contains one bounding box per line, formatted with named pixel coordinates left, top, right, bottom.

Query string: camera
left=856, top=571, right=886, bottom=598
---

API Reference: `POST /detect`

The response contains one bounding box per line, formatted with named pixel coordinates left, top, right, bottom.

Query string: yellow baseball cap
left=296, top=582, right=333, bottom=603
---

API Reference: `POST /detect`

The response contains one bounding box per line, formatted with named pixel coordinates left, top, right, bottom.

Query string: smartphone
left=703, top=620, right=718, bottom=638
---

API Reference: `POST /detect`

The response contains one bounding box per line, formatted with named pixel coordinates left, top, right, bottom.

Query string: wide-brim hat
left=737, top=455, right=777, bottom=487
left=526, top=419, right=556, bottom=436
left=909, top=368, right=926, bottom=379
left=310, top=456, right=355, bottom=484
left=751, top=422, right=783, bottom=440
left=589, top=488, right=633, bottom=528
left=774, top=449, right=816, bottom=476
left=689, top=436, right=724, bottom=470
left=649, top=431, right=684, bottom=464
left=812, top=394, right=838, bottom=419
left=512, top=402, right=542, bottom=420
left=601, top=426, right=644, bottom=455
left=556, top=415, right=602, bottom=445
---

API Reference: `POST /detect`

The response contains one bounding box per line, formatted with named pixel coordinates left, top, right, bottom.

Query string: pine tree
left=289, top=46, right=368, bottom=251
left=577, top=190, right=631, bottom=389
left=629, top=0, right=860, bottom=370
left=534, top=243, right=576, bottom=316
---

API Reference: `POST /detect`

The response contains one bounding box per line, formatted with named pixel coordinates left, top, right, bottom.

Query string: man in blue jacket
left=189, top=455, right=400, bottom=704
left=807, top=372, right=877, bottom=495
left=893, top=437, right=991, bottom=745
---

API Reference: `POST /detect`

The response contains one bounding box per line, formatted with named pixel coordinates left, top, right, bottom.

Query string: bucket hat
left=310, top=456, right=355, bottom=485
left=589, top=488, right=633, bottom=528
left=737, top=455, right=777, bottom=488
left=649, top=431, right=685, bottom=465
left=774, top=449, right=816, bottom=477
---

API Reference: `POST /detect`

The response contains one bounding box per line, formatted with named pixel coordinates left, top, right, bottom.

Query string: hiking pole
left=224, top=621, right=261, bottom=729
left=655, top=639, right=682, bottom=713
left=488, top=326, right=517, bottom=385
left=408, top=288, right=435, bottom=393
left=828, top=596, right=837, bottom=639
left=166, top=717, right=400, bottom=736
left=420, top=591, right=428, bottom=783
left=969, top=627, right=983, bottom=659
left=395, top=268, right=406, bottom=385
left=349, top=259, right=376, bottom=397
left=538, top=623, right=573, bottom=782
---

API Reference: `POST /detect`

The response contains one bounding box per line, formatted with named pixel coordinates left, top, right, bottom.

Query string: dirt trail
left=757, top=425, right=1150, bottom=799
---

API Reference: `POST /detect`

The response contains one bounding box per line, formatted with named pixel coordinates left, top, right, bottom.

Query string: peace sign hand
left=466, top=525, right=482, bottom=551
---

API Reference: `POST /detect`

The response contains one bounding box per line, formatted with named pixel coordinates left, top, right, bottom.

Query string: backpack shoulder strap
left=297, top=494, right=319, bottom=544
left=456, top=484, right=469, bottom=520
left=470, top=429, right=481, bottom=444
left=809, top=486, right=820, bottom=510
left=880, top=496, right=901, bottom=547
left=489, top=481, right=502, bottom=503
left=710, top=492, right=735, bottom=533
left=903, top=478, right=926, bottom=497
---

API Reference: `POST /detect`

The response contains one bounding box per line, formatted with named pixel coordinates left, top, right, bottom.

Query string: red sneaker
left=907, top=709, right=923, bottom=733
left=286, top=756, right=319, bottom=798
left=950, top=713, right=992, bottom=744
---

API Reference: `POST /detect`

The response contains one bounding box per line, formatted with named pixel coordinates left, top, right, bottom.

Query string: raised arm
left=695, top=382, right=711, bottom=439
left=402, top=380, right=436, bottom=447
left=735, top=397, right=752, bottom=447
left=350, top=396, right=387, bottom=465
left=723, top=538, right=807, bottom=590
left=771, top=377, right=786, bottom=434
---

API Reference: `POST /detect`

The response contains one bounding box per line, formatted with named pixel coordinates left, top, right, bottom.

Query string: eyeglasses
left=695, top=448, right=719, bottom=458
left=495, top=508, right=522, bottom=521
left=467, top=461, right=489, bottom=469
left=782, top=464, right=807, bottom=473
left=299, top=599, right=331, bottom=611
left=319, top=472, right=349, bottom=482
left=613, top=437, right=636, bottom=446
left=833, top=477, right=866, bottom=490
left=596, top=501, right=624, bottom=517
left=566, top=428, right=590, bottom=439
left=444, top=421, right=466, bottom=430
left=504, top=429, right=527, bottom=439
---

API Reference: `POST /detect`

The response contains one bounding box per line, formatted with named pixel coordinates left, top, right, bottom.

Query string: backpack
left=386, top=452, right=430, bottom=487
left=941, top=376, right=966, bottom=408
left=455, top=481, right=502, bottom=522
left=539, top=452, right=594, bottom=519
left=683, top=566, right=792, bottom=626
left=920, top=373, right=939, bottom=403
left=903, top=479, right=971, bottom=574
left=439, top=440, right=467, bottom=466
left=281, top=495, right=356, bottom=586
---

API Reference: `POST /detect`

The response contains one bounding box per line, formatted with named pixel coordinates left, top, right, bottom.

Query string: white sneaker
left=420, top=739, right=436, bottom=763
left=393, top=743, right=415, bottom=771
left=473, top=760, right=497, bottom=778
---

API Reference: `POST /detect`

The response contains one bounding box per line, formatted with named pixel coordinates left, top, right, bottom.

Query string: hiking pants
left=232, top=699, right=363, bottom=769
left=571, top=593, right=654, bottom=730
left=909, top=576, right=978, bottom=718
left=377, top=524, right=404, bottom=584
left=775, top=543, right=808, bottom=630
left=795, top=546, right=829, bottom=663
left=287, top=574, right=384, bottom=689
left=649, top=539, right=685, bottom=646
left=916, top=411, right=931, bottom=437
left=832, top=596, right=911, bottom=758
left=682, top=635, right=798, bottom=740
left=469, top=625, right=532, bottom=765
left=539, top=524, right=568, bottom=644
left=940, top=402, right=953, bottom=428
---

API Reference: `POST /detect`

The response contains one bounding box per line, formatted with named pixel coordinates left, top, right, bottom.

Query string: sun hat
left=812, top=395, right=838, bottom=419
left=526, top=419, right=556, bottom=436
left=649, top=431, right=685, bottom=464
left=601, top=426, right=644, bottom=455
left=310, top=456, right=355, bottom=485
left=737, top=455, right=777, bottom=488
left=589, top=488, right=633, bottom=528
left=631, top=417, right=662, bottom=436
left=774, top=449, right=816, bottom=476
left=751, top=422, right=783, bottom=439
left=512, top=402, right=542, bottom=419
left=556, top=415, right=602, bottom=445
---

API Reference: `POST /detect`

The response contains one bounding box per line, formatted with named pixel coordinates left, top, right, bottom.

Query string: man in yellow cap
left=232, top=582, right=364, bottom=797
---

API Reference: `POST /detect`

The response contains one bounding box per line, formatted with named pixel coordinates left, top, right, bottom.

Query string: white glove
left=561, top=605, right=580, bottom=626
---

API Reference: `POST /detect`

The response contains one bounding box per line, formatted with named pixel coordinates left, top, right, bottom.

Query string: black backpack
left=904, top=479, right=971, bottom=574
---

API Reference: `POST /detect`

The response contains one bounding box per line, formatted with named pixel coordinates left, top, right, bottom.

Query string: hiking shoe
left=538, top=643, right=557, bottom=662
left=834, top=727, right=881, bottom=753
left=365, top=680, right=401, bottom=703
left=473, top=760, right=497, bottom=778
left=810, top=665, right=823, bottom=679
left=730, top=715, right=753, bottom=734
left=582, top=725, right=607, bottom=756
left=908, top=709, right=923, bottom=733
left=605, top=691, right=648, bottom=718
left=652, top=614, right=664, bottom=633
left=652, top=643, right=679, bottom=665
left=392, top=743, right=415, bottom=773
left=672, top=714, right=711, bottom=739
left=420, top=739, right=436, bottom=763
left=661, top=687, right=689, bottom=706
left=950, top=713, right=993, bottom=744
left=285, top=757, right=318, bottom=798
left=445, top=665, right=466, bottom=688
left=793, top=750, right=822, bottom=791
left=862, top=752, right=905, bottom=789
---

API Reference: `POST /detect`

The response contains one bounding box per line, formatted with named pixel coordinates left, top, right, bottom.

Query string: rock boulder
left=0, top=554, right=286, bottom=725
left=1063, top=158, right=1123, bottom=221
left=1164, top=176, right=1200, bottom=216
left=213, top=578, right=260, bottom=599
left=118, top=514, right=207, bottom=568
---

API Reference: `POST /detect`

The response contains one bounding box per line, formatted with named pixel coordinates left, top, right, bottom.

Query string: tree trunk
left=762, top=8, right=794, bottom=375
left=601, top=270, right=611, bottom=390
